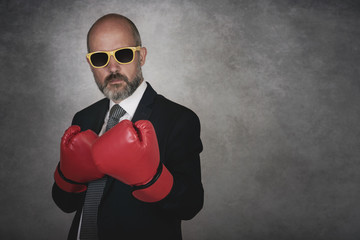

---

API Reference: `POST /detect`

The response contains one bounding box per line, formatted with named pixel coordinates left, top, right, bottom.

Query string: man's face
left=87, top=21, right=146, bottom=103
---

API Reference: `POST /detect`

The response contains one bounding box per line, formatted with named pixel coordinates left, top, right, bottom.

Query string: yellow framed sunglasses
left=86, top=46, right=141, bottom=68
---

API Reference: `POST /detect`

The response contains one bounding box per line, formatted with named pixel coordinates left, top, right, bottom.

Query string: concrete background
left=1, top=0, right=360, bottom=239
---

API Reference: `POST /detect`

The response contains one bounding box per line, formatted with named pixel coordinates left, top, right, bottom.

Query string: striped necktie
left=80, top=104, right=126, bottom=240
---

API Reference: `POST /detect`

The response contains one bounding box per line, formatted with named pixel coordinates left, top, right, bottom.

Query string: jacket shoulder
left=153, top=94, right=200, bottom=123
left=75, top=98, right=108, bottom=117
left=72, top=98, right=109, bottom=129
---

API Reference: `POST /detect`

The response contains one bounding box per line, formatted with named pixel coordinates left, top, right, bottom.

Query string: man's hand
left=92, top=120, right=173, bottom=202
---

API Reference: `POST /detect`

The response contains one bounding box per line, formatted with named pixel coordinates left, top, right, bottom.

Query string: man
left=52, top=14, right=204, bottom=240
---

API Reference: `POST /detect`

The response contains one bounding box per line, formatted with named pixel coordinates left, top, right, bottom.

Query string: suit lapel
left=93, top=98, right=110, bottom=134
left=132, top=82, right=157, bottom=122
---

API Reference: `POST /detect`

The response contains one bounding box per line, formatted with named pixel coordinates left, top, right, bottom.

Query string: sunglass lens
left=115, top=49, right=133, bottom=63
left=90, top=53, right=108, bottom=67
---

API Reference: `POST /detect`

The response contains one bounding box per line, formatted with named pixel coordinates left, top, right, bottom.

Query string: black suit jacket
left=52, top=83, right=204, bottom=240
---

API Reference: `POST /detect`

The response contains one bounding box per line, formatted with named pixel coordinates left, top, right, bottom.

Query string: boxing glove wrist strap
left=132, top=161, right=163, bottom=191
left=57, top=163, right=87, bottom=185
left=131, top=161, right=173, bottom=202
left=54, top=164, right=87, bottom=193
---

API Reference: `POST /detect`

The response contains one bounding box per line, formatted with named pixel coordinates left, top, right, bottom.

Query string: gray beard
left=95, top=66, right=143, bottom=102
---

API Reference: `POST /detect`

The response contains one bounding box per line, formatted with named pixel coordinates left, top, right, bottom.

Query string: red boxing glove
left=54, top=125, right=104, bottom=193
left=92, top=120, right=173, bottom=202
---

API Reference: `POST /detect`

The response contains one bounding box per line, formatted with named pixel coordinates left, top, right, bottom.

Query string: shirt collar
left=108, top=80, right=147, bottom=120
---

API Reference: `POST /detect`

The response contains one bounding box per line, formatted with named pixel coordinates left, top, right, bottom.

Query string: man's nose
left=107, top=55, right=121, bottom=72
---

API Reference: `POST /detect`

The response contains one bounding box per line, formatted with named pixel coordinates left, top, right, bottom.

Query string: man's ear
left=139, top=47, right=147, bottom=66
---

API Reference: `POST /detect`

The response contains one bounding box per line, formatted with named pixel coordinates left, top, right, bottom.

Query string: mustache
left=105, top=73, right=129, bottom=84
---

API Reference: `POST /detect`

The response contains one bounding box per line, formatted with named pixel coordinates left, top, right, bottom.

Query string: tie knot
left=109, top=104, right=126, bottom=119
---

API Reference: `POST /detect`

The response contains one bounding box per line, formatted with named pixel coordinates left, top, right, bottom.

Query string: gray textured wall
left=1, top=0, right=360, bottom=239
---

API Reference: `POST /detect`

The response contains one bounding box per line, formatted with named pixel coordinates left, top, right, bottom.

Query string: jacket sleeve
left=52, top=183, right=86, bottom=213
left=155, top=110, right=204, bottom=220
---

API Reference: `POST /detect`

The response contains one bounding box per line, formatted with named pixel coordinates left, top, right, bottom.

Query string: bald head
left=87, top=14, right=142, bottom=52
